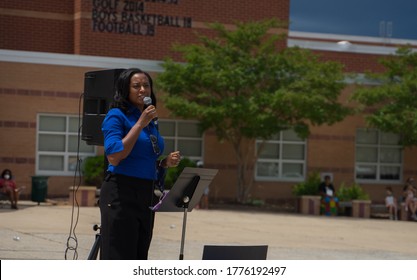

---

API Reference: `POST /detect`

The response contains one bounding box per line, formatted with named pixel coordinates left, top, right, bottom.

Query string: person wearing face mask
left=99, top=68, right=181, bottom=260
left=0, top=169, right=19, bottom=209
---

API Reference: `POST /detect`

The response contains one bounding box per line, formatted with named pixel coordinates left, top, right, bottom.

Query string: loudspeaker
left=202, top=245, right=268, bottom=260
left=82, top=68, right=125, bottom=146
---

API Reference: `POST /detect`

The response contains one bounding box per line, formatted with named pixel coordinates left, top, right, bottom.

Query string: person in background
left=385, top=186, right=398, bottom=220
left=403, top=183, right=417, bottom=221
left=402, top=177, right=416, bottom=202
left=99, top=68, right=181, bottom=260
left=319, top=175, right=339, bottom=216
left=0, top=169, right=19, bottom=209
left=406, top=177, right=415, bottom=187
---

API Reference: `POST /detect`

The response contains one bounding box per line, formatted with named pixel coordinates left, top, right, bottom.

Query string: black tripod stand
left=87, top=224, right=101, bottom=260
left=153, top=167, right=218, bottom=260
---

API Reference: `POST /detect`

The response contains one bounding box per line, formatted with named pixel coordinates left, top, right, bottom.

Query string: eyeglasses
left=150, top=134, right=161, bottom=155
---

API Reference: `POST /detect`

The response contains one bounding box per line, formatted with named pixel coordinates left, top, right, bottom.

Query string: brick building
left=1, top=0, right=416, bottom=204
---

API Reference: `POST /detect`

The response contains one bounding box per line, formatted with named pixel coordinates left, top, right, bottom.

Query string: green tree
left=156, top=19, right=351, bottom=203
left=351, top=46, right=417, bottom=147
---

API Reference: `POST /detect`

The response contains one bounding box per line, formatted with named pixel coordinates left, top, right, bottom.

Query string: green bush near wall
left=292, top=172, right=321, bottom=196
left=82, top=155, right=105, bottom=188
left=164, top=157, right=197, bottom=189
left=336, top=182, right=370, bottom=201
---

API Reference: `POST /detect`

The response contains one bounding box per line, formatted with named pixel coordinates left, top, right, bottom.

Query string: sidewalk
left=0, top=200, right=416, bottom=260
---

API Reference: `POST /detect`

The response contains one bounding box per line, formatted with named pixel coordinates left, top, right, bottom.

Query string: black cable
left=64, top=93, right=84, bottom=260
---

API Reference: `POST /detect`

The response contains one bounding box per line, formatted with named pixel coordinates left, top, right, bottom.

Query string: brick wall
left=0, top=1, right=74, bottom=53
left=0, top=1, right=73, bottom=13
left=76, top=0, right=289, bottom=59
left=0, top=0, right=391, bottom=72
left=1, top=1, right=417, bottom=203
left=1, top=0, right=289, bottom=58
left=316, top=50, right=387, bottom=73
left=0, top=61, right=93, bottom=197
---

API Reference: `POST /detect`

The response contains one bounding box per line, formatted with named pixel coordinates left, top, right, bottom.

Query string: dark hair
left=110, top=68, right=157, bottom=113
left=1, top=169, right=12, bottom=179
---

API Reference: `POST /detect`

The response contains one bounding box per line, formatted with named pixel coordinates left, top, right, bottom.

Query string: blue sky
left=289, top=0, right=417, bottom=40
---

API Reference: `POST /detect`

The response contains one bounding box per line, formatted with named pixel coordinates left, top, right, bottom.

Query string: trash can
left=31, top=176, right=49, bottom=205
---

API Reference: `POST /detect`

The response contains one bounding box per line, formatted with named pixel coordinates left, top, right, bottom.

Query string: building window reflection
left=256, top=129, right=306, bottom=181
left=37, top=114, right=96, bottom=175
left=355, top=128, right=402, bottom=182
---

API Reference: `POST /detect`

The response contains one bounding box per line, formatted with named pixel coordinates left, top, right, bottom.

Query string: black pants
left=99, top=173, right=156, bottom=260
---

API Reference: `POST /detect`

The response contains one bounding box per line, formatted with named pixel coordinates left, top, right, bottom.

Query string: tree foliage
left=351, top=47, right=417, bottom=147
left=156, top=19, right=351, bottom=202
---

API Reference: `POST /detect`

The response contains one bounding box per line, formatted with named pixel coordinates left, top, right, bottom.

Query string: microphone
left=143, top=96, right=158, bottom=126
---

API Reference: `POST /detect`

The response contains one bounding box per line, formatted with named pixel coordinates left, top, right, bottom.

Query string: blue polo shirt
left=102, top=105, right=164, bottom=180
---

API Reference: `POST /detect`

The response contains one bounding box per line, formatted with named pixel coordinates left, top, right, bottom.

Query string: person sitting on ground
left=319, top=175, right=339, bottom=216
left=0, top=169, right=19, bottom=209
left=385, top=186, right=398, bottom=220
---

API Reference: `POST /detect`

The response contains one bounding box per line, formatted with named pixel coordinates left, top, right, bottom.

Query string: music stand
left=152, top=167, right=218, bottom=260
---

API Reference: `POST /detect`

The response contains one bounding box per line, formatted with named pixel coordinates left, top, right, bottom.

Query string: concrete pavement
left=0, top=200, right=417, bottom=260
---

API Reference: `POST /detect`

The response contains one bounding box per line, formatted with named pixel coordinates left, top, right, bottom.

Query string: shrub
left=164, top=157, right=197, bottom=189
left=292, top=172, right=321, bottom=196
left=82, top=155, right=105, bottom=188
left=336, top=182, right=369, bottom=201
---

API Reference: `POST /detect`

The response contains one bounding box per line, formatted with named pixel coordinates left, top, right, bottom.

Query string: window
left=37, top=114, right=96, bottom=175
left=158, top=120, right=203, bottom=162
left=255, top=129, right=306, bottom=181
left=355, top=128, right=402, bottom=182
